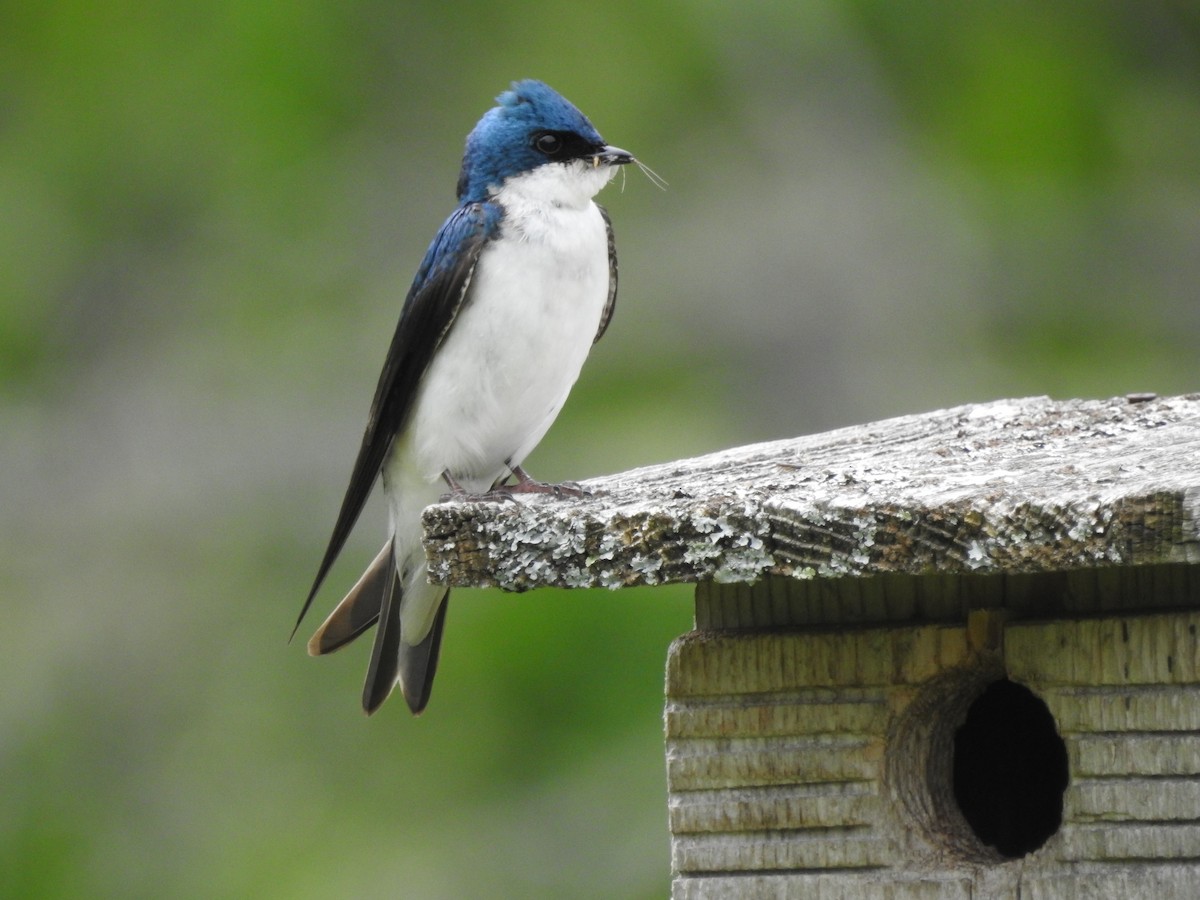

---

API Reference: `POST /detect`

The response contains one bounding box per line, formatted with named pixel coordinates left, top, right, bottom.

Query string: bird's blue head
left=456, top=80, right=632, bottom=204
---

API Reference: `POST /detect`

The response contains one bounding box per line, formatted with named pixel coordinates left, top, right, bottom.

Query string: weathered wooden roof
left=422, top=394, right=1200, bottom=591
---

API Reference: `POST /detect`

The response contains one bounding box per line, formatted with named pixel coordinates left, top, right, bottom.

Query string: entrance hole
left=952, top=679, right=1069, bottom=858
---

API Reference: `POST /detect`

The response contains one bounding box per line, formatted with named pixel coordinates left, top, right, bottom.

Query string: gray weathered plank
left=423, top=395, right=1200, bottom=592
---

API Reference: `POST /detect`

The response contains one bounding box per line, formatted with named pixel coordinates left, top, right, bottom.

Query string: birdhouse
left=424, top=394, right=1200, bottom=898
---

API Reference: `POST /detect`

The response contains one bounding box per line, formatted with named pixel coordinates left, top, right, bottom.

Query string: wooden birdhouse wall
left=667, top=569, right=1200, bottom=899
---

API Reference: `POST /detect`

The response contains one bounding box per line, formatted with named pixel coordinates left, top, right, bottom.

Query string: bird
left=292, top=80, right=634, bottom=716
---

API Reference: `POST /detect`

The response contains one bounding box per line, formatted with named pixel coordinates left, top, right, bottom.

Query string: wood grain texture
left=696, top=564, right=1200, bottom=630
left=423, top=394, right=1200, bottom=592
left=666, top=611, right=1200, bottom=899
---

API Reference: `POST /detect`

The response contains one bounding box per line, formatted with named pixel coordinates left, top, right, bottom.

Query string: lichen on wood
left=422, top=394, right=1200, bottom=592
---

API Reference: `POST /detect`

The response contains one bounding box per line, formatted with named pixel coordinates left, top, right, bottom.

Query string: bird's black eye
left=533, top=132, right=564, bottom=156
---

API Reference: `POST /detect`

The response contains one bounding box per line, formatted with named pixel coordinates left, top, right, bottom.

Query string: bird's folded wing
left=293, top=201, right=502, bottom=635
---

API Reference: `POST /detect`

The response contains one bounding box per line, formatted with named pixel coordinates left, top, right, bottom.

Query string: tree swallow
left=293, top=80, right=634, bottom=715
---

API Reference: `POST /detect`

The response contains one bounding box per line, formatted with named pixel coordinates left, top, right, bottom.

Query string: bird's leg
left=501, top=463, right=590, bottom=499
left=439, top=471, right=516, bottom=504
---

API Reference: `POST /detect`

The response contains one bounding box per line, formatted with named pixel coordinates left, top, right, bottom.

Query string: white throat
left=491, top=159, right=617, bottom=211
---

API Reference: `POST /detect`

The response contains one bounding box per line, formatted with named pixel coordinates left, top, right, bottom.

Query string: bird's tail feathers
left=397, top=596, right=449, bottom=715
left=306, top=535, right=448, bottom=716
left=307, top=540, right=392, bottom=656
left=362, top=560, right=402, bottom=715
left=358, top=556, right=449, bottom=717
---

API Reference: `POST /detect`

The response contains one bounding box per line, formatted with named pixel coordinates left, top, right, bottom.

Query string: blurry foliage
left=846, top=1, right=1200, bottom=392
left=853, top=4, right=1122, bottom=182
left=3, top=1, right=1199, bottom=897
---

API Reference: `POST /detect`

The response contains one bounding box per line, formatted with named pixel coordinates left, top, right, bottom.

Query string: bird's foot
left=502, top=464, right=593, bottom=499
left=439, top=472, right=517, bottom=504
left=439, top=488, right=517, bottom=503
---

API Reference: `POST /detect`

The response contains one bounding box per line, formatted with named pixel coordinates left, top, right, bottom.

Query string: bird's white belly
left=402, top=201, right=610, bottom=489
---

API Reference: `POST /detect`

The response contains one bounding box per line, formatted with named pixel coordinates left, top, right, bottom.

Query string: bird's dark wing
left=292, top=201, right=501, bottom=638
left=593, top=204, right=618, bottom=343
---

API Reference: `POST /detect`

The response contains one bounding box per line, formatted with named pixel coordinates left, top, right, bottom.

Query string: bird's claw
left=438, top=487, right=517, bottom=504
left=500, top=463, right=595, bottom=499
left=505, top=476, right=592, bottom=499
left=439, top=466, right=596, bottom=504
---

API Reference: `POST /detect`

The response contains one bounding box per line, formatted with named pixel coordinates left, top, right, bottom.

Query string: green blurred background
left=3, top=2, right=1198, bottom=897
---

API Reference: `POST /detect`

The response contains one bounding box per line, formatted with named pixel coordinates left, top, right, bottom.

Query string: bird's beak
left=592, top=145, right=634, bottom=168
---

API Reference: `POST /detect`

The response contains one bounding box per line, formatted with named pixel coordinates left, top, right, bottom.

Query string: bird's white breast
left=400, top=167, right=614, bottom=490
